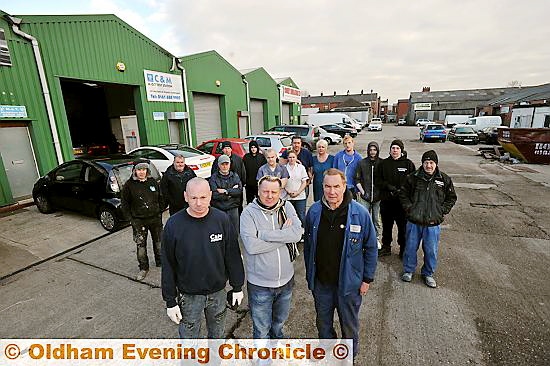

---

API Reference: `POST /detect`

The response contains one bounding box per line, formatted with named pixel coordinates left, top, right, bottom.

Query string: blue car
left=420, top=123, right=447, bottom=142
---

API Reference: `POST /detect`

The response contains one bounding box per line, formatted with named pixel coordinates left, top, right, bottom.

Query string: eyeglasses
left=258, top=175, right=282, bottom=186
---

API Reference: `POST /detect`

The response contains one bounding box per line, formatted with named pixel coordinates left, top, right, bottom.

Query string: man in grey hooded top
left=240, top=175, right=304, bottom=339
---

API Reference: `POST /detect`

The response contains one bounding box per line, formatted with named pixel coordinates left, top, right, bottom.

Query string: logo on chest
left=210, top=233, right=223, bottom=243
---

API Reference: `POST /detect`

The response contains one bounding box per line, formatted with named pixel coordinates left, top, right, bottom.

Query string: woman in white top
left=285, top=151, right=309, bottom=227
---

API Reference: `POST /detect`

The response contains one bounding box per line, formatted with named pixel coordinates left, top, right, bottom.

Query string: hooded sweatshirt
left=121, top=164, right=164, bottom=219
left=379, top=153, right=416, bottom=202
left=354, top=141, right=382, bottom=203
left=242, top=140, right=267, bottom=186
left=240, top=198, right=304, bottom=288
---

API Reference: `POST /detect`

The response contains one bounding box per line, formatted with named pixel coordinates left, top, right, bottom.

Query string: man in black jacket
left=242, top=140, right=266, bottom=203
left=399, top=150, right=457, bottom=288
left=355, top=141, right=382, bottom=247
left=378, top=139, right=416, bottom=258
left=160, top=154, right=196, bottom=215
left=161, top=177, right=244, bottom=338
left=209, top=155, right=243, bottom=234
left=121, top=162, right=165, bottom=280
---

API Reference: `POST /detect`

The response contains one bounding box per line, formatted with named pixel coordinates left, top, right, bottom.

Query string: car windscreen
left=111, top=163, right=161, bottom=190
left=280, top=136, right=292, bottom=146
left=427, top=125, right=444, bottom=130
left=166, top=147, right=202, bottom=158
left=456, top=127, right=475, bottom=133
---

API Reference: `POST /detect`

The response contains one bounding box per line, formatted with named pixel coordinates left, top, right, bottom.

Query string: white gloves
left=232, top=291, right=244, bottom=306
left=166, top=305, right=182, bottom=324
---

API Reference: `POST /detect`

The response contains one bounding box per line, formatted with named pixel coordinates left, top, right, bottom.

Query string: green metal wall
left=15, top=14, right=183, bottom=162
left=278, top=77, right=301, bottom=125
left=243, top=68, right=279, bottom=130
left=180, top=51, right=247, bottom=144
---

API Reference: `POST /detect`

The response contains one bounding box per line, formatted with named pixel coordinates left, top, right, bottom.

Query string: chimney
left=347, top=90, right=349, bottom=95
left=361, top=89, right=364, bottom=95
left=320, top=92, right=323, bottom=96
left=422, top=86, right=431, bottom=92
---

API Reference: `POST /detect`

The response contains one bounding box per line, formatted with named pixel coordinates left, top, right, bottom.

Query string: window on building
left=0, top=29, right=12, bottom=66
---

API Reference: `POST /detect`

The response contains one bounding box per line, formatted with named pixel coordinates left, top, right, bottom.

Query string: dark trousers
left=245, top=184, right=258, bottom=204
left=312, top=278, right=362, bottom=357
left=131, top=216, right=162, bottom=270
left=380, top=199, right=407, bottom=251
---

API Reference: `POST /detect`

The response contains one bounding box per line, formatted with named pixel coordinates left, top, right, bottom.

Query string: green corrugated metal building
left=241, top=67, right=280, bottom=134
left=275, top=77, right=302, bottom=125
left=0, top=12, right=185, bottom=206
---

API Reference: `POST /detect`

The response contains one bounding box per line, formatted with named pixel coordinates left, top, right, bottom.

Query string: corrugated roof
left=410, top=87, right=512, bottom=103
left=302, top=93, right=378, bottom=104
left=487, top=83, right=550, bottom=105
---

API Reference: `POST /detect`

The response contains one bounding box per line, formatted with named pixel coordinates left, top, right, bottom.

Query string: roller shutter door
left=282, top=103, right=291, bottom=125
left=250, top=99, right=265, bottom=134
left=193, top=93, right=222, bottom=145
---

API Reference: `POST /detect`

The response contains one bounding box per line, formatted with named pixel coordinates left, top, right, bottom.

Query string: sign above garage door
left=143, top=70, right=184, bottom=103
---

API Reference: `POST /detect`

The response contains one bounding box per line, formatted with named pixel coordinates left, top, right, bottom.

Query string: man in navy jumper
left=161, top=177, right=244, bottom=338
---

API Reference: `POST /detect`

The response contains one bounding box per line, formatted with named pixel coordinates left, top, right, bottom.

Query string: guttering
left=242, top=76, right=251, bottom=133
left=174, top=57, right=193, bottom=145
left=7, top=15, right=64, bottom=164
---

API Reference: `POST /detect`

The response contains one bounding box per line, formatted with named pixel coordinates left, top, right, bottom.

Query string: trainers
left=378, top=247, right=391, bottom=257
left=423, top=275, right=437, bottom=288
left=135, top=269, right=148, bottom=281
left=401, top=272, right=413, bottom=282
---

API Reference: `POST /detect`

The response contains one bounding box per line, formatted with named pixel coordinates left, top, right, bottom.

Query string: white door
left=193, top=93, right=222, bottom=145
left=282, top=103, right=291, bottom=125
left=250, top=99, right=265, bottom=134
left=0, top=126, right=39, bottom=199
left=168, top=120, right=181, bottom=143
left=238, top=116, right=248, bottom=138
left=120, top=115, right=140, bottom=152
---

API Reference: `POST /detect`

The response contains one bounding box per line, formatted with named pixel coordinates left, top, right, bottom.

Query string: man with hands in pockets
left=161, top=177, right=244, bottom=338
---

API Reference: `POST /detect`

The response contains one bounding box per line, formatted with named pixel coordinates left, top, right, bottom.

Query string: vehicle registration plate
left=464, top=139, right=472, bottom=142
left=201, top=162, right=212, bottom=168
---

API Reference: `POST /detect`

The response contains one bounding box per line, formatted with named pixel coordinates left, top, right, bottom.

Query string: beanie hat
left=390, top=139, right=404, bottom=151
left=134, top=162, right=149, bottom=170
left=422, top=150, right=439, bottom=164
left=218, top=154, right=231, bottom=165
left=221, top=141, right=232, bottom=149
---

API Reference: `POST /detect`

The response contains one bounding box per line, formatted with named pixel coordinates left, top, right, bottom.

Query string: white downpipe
left=175, top=59, right=193, bottom=145
left=277, top=84, right=283, bottom=125
left=242, top=76, right=251, bottom=133
left=9, top=17, right=64, bottom=164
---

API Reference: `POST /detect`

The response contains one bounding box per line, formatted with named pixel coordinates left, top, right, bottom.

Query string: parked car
left=128, top=145, right=215, bottom=178
left=267, top=125, right=320, bottom=151
left=416, top=118, right=432, bottom=127
left=448, top=125, right=479, bottom=145
left=244, top=133, right=292, bottom=156
left=420, top=123, right=447, bottom=142
left=368, top=121, right=383, bottom=131
left=195, top=138, right=249, bottom=158
left=32, top=156, right=160, bottom=231
left=477, top=126, right=501, bottom=145
left=397, top=118, right=407, bottom=126
left=318, top=127, right=342, bottom=145
left=322, top=123, right=357, bottom=138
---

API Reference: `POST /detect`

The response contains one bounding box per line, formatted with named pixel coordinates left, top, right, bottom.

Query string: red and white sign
left=281, top=85, right=301, bottom=104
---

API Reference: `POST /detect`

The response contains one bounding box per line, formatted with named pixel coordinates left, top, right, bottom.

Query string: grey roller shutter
left=250, top=99, right=265, bottom=134
left=193, top=93, right=222, bottom=145
left=282, top=103, right=291, bottom=125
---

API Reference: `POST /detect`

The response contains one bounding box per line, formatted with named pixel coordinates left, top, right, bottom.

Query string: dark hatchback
left=32, top=155, right=160, bottom=232
left=321, top=124, right=358, bottom=138
left=448, top=126, right=479, bottom=145
left=477, top=126, right=500, bottom=144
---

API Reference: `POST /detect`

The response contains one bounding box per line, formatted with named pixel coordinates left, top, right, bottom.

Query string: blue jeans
left=289, top=199, right=306, bottom=227
left=225, top=207, right=240, bottom=235
left=312, top=279, right=362, bottom=357
left=247, top=278, right=294, bottom=339
left=403, top=221, right=441, bottom=277
left=178, top=289, right=226, bottom=338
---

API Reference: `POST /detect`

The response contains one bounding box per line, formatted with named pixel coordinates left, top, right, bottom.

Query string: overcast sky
left=3, top=0, right=549, bottom=104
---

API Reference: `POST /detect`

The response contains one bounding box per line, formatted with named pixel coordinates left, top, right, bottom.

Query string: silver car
left=267, top=125, right=320, bottom=151
left=245, top=134, right=293, bottom=157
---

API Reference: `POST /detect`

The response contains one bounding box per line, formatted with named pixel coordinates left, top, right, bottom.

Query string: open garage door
left=193, top=93, right=222, bottom=145
left=282, top=103, right=291, bottom=125
left=250, top=99, right=265, bottom=134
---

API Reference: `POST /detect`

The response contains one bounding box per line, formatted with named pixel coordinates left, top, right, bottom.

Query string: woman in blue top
left=312, top=139, right=334, bottom=202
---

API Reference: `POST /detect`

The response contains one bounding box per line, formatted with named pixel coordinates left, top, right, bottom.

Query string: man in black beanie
left=378, top=139, right=415, bottom=257
left=399, top=150, right=457, bottom=288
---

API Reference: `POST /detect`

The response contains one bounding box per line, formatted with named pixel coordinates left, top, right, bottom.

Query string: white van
left=307, top=113, right=359, bottom=129
left=444, top=115, right=471, bottom=128
left=464, top=116, right=502, bottom=131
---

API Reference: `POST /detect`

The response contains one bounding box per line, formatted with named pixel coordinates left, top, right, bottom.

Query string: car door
left=49, top=161, right=86, bottom=211
left=79, top=163, right=108, bottom=216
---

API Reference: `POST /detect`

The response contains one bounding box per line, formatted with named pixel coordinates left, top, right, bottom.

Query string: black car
left=477, top=126, right=500, bottom=144
left=321, top=124, right=358, bottom=138
left=32, top=155, right=160, bottom=231
left=448, top=126, right=479, bottom=145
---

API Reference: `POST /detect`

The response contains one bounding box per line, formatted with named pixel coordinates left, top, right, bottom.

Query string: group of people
left=119, top=134, right=457, bottom=358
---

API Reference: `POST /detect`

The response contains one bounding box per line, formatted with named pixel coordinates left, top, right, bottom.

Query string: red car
left=196, top=138, right=250, bottom=158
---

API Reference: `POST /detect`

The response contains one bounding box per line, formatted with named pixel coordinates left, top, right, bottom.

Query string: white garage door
left=193, top=93, right=222, bottom=145
left=282, top=103, right=291, bottom=125
left=250, top=99, right=265, bottom=134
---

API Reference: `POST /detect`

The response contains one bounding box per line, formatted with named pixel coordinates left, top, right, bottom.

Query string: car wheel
left=441, top=138, right=446, bottom=143
left=34, top=193, right=54, bottom=213
left=98, top=206, right=119, bottom=232
left=324, top=137, right=332, bottom=145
